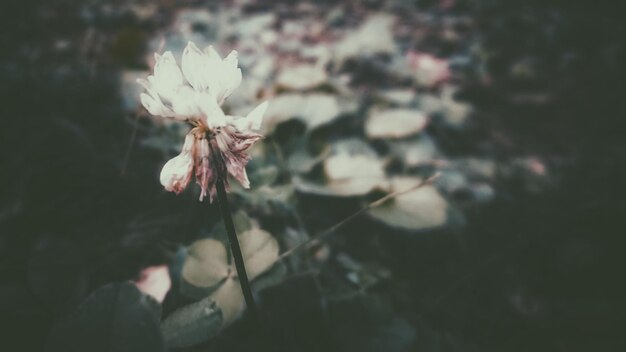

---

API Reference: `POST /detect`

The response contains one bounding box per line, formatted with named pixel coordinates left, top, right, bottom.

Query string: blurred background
left=1, top=0, right=625, bottom=351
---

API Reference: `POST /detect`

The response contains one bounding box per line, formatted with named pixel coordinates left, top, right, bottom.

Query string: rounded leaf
left=368, top=177, right=449, bottom=231
left=365, top=109, right=428, bottom=139
left=210, top=277, right=245, bottom=325
left=239, top=229, right=280, bottom=281
left=161, top=297, right=223, bottom=348
left=181, top=239, right=229, bottom=298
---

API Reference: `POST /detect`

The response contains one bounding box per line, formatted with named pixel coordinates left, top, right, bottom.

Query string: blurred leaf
left=180, top=223, right=283, bottom=326
left=251, top=261, right=288, bottom=292
left=209, top=277, right=245, bottom=324
left=368, top=177, right=449, bottom=231
left=262, top=93, right=341, bottom=134
left=377, top=89, right=416, bottom=106
left=287, top=148, right=327, bottom=174
left=46, top=282, right=165, bottom=352
left=294, top=141, right=387, bottom=197
left=389, top=135, right=440, bottom=167
left=181, top=238, right=229, bottom=299
left=161, top=296, right=223, bottom=349
left=239, top=228, right=280, bottom=280
left=276, top=63, right=328, bottom=91
left=365, top=109, right=428, bottom=139
left=406, top=52, right=451, bottom=88
left=333, top=14, right=397, bottom=66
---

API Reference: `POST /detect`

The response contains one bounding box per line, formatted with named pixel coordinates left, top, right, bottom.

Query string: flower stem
left=215, top=177, right=259, bottom=319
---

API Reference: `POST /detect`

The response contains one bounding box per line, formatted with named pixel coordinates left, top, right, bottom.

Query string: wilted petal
left=160, top=134, right=194, bottom=193
left=214, top=126, right=263, bottom=189
left=195, top=138, right=218, bottom=202
left=160, top=154, right=194, bottom=194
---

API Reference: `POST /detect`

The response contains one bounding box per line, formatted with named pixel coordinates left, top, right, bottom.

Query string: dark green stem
left=215, top=177, right=258, bottom=319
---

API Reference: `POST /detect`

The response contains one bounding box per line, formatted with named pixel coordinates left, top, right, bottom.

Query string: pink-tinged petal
left=406, top=52, right=450, bottom=87
left=133, top=265, right=172, bottom=303
left=194, top=138, right=218, bottom=202
left=214, top=126, right=263, bottom=189
left=160, top=134, right=195, bottom=194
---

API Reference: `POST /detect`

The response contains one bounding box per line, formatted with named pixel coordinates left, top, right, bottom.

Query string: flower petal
left=160, top=154, right=194, bottom=194
left=245, top=101, right=268, bottom=131
left=199, top=96, right=227, bottom=128
left=160, top=135, right=195, bottom=193
left=140, top=93, right=175, bottom=117
left=171, top=86, right=202, bottom=119
left=229, top=101, right=268, bottom=131
left=201, top=46, right=242, bottom=104
left=152, top=51, right=184, bottom=101
left=182, top=41, right=210, bottom=91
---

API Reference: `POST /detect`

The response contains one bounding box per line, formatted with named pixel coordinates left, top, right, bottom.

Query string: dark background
left=1, top=0, right=625, bottom=351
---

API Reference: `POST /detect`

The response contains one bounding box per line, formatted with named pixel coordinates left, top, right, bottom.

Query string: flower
left=138, top=41, right=269, bottom=201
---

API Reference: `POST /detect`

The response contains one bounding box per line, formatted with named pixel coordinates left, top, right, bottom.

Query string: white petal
left=199, top=96, right=227, bottom=128
left=140, top=93, right=175, bottom=117
left=223, top=50, right=239, bottom=69
left=160, top=151, right=194, bottom=193
left=171, top=87, right=202, bottom=119
left=245, top=101, right=268, bottom=131
left=204, top=45, right=222, bottom=61
left=152, top=51, right=184, bottom=101
left=182, top=41, right=209, bottom=91
left=201, top=47, right=242, bottom=104
left=218, top=67, right=242, bottom=104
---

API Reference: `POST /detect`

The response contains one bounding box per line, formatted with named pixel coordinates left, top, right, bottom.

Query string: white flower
left=139, top=42, right=269, bottom=201
left=137, top=42, right=242, bottom=127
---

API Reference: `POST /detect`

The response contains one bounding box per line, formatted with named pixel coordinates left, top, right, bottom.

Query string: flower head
left=139, top=42, right=268, bottom=201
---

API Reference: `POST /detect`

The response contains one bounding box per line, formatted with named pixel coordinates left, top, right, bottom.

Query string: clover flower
left=138, top=42, right=268, bottom=201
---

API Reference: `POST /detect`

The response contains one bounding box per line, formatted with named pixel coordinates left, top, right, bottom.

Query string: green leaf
left=239, top=228, right=280, bottom=281
left=209, top=277, right=246, bottom=324
left=161, top=297, right=223, bottom=349
left=179, top=225, right=284, bottom=326
left=365, top=108, right=428, bottom=139
left=367, top=177, right=449, bottom=231
left=181, top=238, right=229, bottom=299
